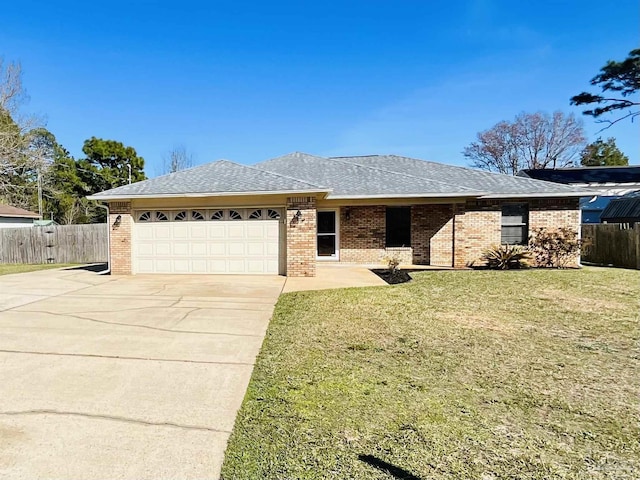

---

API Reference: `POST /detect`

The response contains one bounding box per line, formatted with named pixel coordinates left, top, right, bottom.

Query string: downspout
left=95, top=203, right=111, bottom=275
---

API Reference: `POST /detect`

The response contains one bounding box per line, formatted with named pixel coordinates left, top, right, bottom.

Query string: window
left=228, top=210, right=242, bottom=220
left=138, top=211, right=151, bottom=222
left=173, top=211, right=187, bottom=221
left=267, top=209, right=280, bottom=219
left=249, top=209, right=262, bottom=219
left=155, top=211, right=169, bottom=221
left=501, top=204, right=528, bottom=245
left=317, top=211, right=337, bottom=257
left=210, top=210, right=224, bottom=220
left=191, top=210, right=205, bottom=221
left=386, top=207, right=411, bottom=247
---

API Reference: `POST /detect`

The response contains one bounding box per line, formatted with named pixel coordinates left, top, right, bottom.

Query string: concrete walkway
left=282, top=264, right=387, bottom=292
left=0, top=267, right=284, bottom=480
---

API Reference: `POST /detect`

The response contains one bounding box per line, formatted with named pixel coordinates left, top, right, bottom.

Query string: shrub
left=384, top=255, right=401, bottom=275
left=528, top=227, right=581, bottom=268
left=481, top=244, right=532, bottom=270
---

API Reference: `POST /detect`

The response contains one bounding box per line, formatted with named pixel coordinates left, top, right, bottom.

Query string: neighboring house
left=517, top=166, right=640, bottom=224
left=89, top=152, right=586, bottom=277
left=600, top=191, right=640, bottom=226
left=0, top=205, right=40, bottom=228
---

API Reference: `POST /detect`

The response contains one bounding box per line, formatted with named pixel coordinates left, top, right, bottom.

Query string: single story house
left=89, top=152, right=587, bottom=277
left=517, top=166, right=640, bottom=224
left=0, top=205, right=40, bottom=228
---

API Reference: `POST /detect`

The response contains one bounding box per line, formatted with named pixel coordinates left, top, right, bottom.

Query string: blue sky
left=2, top=0, right=638, bottom=175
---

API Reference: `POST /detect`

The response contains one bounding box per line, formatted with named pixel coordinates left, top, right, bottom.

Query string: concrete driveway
left=0, top=267, right=285, bottom=480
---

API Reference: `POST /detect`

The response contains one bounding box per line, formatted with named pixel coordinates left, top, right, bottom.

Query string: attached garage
left=133, top=208, right=284, bottom=274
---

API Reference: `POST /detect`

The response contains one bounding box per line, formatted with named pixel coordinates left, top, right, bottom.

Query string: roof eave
left=87, top=188, right=332, bottom=201
left=326, top=192, right=486, bottom=200
left=480, top=192, right=588, bottom=199
left=0, top=215, right=39, bottom=219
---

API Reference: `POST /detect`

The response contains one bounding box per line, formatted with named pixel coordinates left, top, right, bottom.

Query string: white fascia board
left=87, top=189, right=331, bottom=201
left=326, top=192, right=486, bottom=200
left=480, top=192, right=588, bottom=199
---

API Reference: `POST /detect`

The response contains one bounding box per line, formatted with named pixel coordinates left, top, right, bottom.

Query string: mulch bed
left=370, top=269, right=414, bottom=285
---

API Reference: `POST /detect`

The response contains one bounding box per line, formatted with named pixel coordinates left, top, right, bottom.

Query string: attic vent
left=110, top=201, right=131, bottom=213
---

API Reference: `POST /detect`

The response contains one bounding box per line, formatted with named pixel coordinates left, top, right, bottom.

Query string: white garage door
left=133, top=208, right=282, bottom=274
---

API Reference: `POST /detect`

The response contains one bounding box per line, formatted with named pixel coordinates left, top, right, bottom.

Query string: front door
left=317, top=210, right=338, bottom=259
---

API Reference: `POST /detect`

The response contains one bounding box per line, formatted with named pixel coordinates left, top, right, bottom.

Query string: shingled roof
left=90, top=152, right=588, bottom=200
left=256, top=153, right=586, bottom=198
left=89, top=159, right=327, bottom=199
left=0, top=205, right=40, bottom=218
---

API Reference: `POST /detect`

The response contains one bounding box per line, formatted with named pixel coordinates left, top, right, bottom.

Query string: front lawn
left=0, top=263, right=75, bottom=275
left=222, top=268, right=639, bottom=480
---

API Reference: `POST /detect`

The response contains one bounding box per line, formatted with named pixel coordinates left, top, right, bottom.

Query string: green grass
left=221, top=268, right=639, bottom=480
left=0, top=263, right=76, bottom=275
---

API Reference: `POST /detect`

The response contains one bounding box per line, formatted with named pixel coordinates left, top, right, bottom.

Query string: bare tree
left=160, top=145, right=194, bottom=174
left=464, top=111, right=587, bottom=175
left=0, top=58, right=49, bottom=211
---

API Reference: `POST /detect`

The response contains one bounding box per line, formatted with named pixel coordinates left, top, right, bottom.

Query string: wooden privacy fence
left=0, top=224, right=108, bottom=264
left=581, top=223, right=640, bottom=270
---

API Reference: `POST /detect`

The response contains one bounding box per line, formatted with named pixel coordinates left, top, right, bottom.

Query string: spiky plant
left=481, top=244, right=532, bottom=270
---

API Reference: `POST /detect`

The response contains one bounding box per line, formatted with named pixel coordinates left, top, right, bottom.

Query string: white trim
left=480, top=192, right=587, bottom=199
left=91, top=190, right=588, bottom=202
left=88, top=189, right=330, bottom=201
left=316, top=208, right=340, bottom=261
left=327, top=192, right=485, bottom=199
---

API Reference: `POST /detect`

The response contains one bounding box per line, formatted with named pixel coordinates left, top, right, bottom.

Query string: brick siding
left=339, top=204, right=456, bottom=266
left=108, top=201, right=133, bottom=275
left=106, top=196, right=580, bottom=276
left=454, top=198, right=581, bottom=267
left=338, top=199, right=580, bottom=269
left=411, top=204, right=455, bottom=266
left=286, top=197, right=317, bottom=277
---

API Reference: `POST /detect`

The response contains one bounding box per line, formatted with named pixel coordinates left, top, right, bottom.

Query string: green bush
left=529, top=227, right=580, bottom=268
left=481, top=244, right=532, bottom=270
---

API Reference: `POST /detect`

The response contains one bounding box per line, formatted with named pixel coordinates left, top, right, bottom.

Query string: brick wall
left=108, top=201, right=133, bottom=275
left=411, top=204, right=455, bottom=266
left=338, top=204, right=456, bottom=266
left=454, top=198, right=581, bottom=267
left=530, top=198, right=581, bottom=267
left=339, top=206, right=386, bottom=263
left=286, top=197, right=317, bottom=277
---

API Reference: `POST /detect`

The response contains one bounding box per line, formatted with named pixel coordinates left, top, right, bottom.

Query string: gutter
left=87, top=188, right=332, bottom=201
left=327, top=192, right=487, bottom=200
left=479, top=192, right=589, bottom=199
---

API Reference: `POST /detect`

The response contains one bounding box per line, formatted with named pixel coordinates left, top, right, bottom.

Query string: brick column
left=286, top=197, right=317, bottom=277
left=108, top=201, right=133, bottom=275
left=452, top=203, right=467, bottom=268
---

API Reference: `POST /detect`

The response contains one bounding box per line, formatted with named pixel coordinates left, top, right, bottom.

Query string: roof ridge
left=327, top=156, right=480, bottom=192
